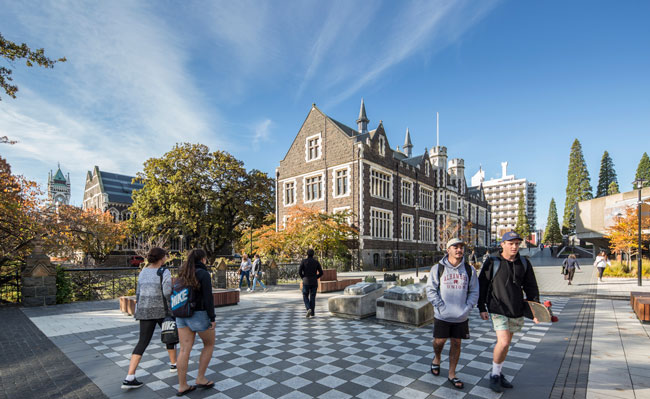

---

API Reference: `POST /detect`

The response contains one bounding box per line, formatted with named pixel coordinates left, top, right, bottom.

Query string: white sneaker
left=236, top=288, right=241, bottom=291
left=264, top=288, right=269, bottom=292
left=246, top=288, right=251, bottom=292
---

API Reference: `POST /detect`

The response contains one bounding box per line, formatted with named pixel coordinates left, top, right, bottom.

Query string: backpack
left=170, top=278, right=196, bottom=318
left=490, top=255, right=528, bottom=280
left=437, top=261, right=474, bottom=299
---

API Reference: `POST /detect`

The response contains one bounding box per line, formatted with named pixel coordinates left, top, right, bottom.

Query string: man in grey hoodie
left=425, top=238, right=479, bottom=390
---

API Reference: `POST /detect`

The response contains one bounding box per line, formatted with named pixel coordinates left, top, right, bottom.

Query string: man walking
left=478, top=231, right=540, bottom=393
left=426, top=238, right=479, bottom=390
left=299, top=249, right=323, bottom=318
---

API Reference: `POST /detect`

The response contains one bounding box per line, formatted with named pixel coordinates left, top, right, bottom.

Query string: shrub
left=384, top=273, right=398, bottom=282
left=55, top=266, right=73, bottom=304
left=399, top=277, right=414, bottom=286
left=364, top=276, right=377, bottom=283
left=419, top=275, right=428, bottom=284
left=603, top=260, right=650, bottom=277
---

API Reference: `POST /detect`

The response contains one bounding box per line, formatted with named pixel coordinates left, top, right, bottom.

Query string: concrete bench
left=212, top=289, right=239, bottom=307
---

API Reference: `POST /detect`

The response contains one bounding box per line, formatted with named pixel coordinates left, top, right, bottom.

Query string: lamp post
left=633, top=179, right=647, bottom=286
left=415, top=202, right=420, bottom=277
left=248, top=215, right=255, bottom=255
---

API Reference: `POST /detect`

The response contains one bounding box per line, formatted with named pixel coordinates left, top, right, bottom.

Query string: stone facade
left=82, top=165, right=143, bottom=222
left=47, top=164, right=71, bottom=206
left=276, top=101, right=491, bottom=268
left=21, top=240, right=57, bottom=306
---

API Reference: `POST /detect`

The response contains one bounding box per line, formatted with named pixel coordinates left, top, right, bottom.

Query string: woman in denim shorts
left=175, top=249, right=216, bottom=396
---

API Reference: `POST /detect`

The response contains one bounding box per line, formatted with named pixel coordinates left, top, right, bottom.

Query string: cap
left=501, top=231, right=523, bottom=241
left=446, top=238, right=465, bottom=249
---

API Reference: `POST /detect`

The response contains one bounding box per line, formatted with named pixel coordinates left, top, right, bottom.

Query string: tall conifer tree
left=515, top=190, right=531, bottom=239
left=634, top=152, right=650, bottom=188
left=563, top=139, right=593, bottom=233
left=543, top=198, right=562, bottom=244
left=596, top=151, right=618, bottom=197
left=608, top=181, right=619, bottom=195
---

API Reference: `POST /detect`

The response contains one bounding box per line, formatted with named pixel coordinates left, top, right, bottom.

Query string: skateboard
left=524, top=300, right=558, bottom=323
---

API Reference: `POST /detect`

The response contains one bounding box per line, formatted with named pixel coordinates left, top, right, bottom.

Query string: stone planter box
left=375, top=283, right=433, bottom=327
left=328, top=283, right=385, bottom=319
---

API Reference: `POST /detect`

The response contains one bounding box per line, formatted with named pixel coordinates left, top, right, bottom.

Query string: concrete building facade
left=471, top=162, right=536, bottom=241
left=276, top=100, right=491, bottom=268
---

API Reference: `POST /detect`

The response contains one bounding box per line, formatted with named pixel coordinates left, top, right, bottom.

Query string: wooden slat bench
left=300, top=268, right=362, bottom=293
left=630, top=292, right=650, bottom=322
left=212, top=289, right=239, bottom=307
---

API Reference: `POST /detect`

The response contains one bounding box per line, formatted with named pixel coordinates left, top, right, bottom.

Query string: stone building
left=47, top=163, right=71, bottom=206
left=82, top=166, right=143, bottom=222
left=471, top=162, right=536, bottom=241
left=276, top=100, right=491, bottom=268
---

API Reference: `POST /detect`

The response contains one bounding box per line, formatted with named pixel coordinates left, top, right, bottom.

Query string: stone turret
left=429, top=145, right=448, bottom=170
left=403, top=128, right=413, bottom=157
left=356, top=98, right=369, bottom=134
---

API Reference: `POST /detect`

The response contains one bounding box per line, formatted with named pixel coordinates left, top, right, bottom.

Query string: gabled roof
left=98, top=170, right=143, bottom=205
left=402, top=154, right=425, bottom=167
left=329, top=117, right=359, bottom=137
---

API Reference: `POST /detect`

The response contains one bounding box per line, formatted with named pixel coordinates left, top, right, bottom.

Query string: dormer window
left=305, top=133, right=322, bottom=162
left=379, top=136, right=385, bottom=156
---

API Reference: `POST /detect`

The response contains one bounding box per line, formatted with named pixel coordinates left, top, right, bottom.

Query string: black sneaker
left=306, top=309, right=311, bottom=318
left=170, top=364, right=177, bottom=373
left=500, top=373, right=513, bottom=388
left=122, top=378, right=143, bottom=390
left=489, top=374, right=503, bottom=393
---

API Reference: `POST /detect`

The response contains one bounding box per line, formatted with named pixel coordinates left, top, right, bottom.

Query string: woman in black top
left=175, top=249, right=216, bottom=396
left=563, top=254, right=581, bottom=285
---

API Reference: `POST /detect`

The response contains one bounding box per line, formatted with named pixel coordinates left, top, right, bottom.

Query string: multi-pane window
left=449, top=194, right=458, bottom=212
left=335, top=169, right=348, bottom=197
left=479, top=230, right=486, bottom=246
left=284, top=181, right=295, bottom=206
left=420, top=187, right=433, bottom=211
left=420, top=218, right=434, bottom=243
left=305, top=175, right=322, bottom=202
left=401, top=180, right=412, bottom=206
left=479, top=209, right=487, bottom=225
left=370, top=169, right=391, bottom=200
left=371, top=208, right=392, bottom=239
left=306, top=134, right=321, bottom=161
left=401, top=214, right=413, bottom=240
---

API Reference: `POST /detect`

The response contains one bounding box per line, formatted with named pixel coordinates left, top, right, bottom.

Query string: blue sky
left=1, top=0, right=649, bottom=230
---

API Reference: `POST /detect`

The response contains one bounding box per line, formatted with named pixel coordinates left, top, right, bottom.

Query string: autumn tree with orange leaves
left=240, top=206, right=358, bottom=266
left=605, top=206, right=649, bottom=272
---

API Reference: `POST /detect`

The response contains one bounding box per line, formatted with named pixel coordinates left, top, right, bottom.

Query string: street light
left=633, top=178, right=647, bottom=286
left=414, top=202, right=420, bottom=277
left=248, top=215, right=255, bottom=255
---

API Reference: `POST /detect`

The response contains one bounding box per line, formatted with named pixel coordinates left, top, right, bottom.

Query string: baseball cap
left=501, top=231, right=523, bottom=241
left=446, top=238, right=465, bottom=249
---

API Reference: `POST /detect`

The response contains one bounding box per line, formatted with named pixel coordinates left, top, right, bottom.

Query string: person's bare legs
left=448, top=338, right=461, bottom=379
left=167, top=347, right=177, bottom=365
left=127, top=354, right=142, bottom=376
left=177, top=327, right=196, bottom=393
left=432, top=338, right=446, bottom=366
left=195, top=328, right=216, bottom=385
left=493, top=330, right=513, bottom=363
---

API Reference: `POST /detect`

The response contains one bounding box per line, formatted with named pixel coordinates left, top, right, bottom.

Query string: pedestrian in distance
left=594, top=251, right=611, bottom=282
left=122, top=248, right=177, bottom=390
left=238, top=253, right=252, bottom=291
left=250, top=254, right=268, bottom=292
left=562, top=254, right=581, bottom=285
left=299, top=248, right=323, bottom=318
left=426, top=238, right=479, bottom=390
left=478, top=231, right=540, bottom=393
left=175, top=249, right=216, bottom=396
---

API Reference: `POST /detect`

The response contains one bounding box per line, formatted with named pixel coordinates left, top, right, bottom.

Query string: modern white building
left=471, top=162, right=536, bottom=240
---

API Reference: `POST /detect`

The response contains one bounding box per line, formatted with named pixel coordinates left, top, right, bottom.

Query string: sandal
left=176, top=385, right=196, bottom=396
left=448, top=377, right=464, bottom=390
left=430, top=361, right=441, bottom=376
left=196, top=381, right=215, bottom=389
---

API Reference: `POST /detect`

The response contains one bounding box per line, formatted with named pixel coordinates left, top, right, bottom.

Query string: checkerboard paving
left=89, top=297, right=568, bottom=399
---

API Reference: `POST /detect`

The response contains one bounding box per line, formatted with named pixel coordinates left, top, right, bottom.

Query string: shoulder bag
left=159, top=268, right=179, bottom=345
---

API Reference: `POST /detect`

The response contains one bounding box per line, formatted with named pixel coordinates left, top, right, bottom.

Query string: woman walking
left=594, top=251, right=611, bottom=282
left=563, top=254, right=581, bottom=285
left=238, top=254, right=252, bottom=291
left=251, top=254, right=268, bottom=292
left=122, top=248, right=177, bottom=390
left=175, top=248, right=216, bottom=396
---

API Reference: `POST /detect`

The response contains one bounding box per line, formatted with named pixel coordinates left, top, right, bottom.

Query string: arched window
left=379, top=137, right=386, bottom=156
left=109, top=208, right=120, bottom=222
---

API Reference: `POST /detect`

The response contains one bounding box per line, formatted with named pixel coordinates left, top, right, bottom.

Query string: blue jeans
left=302, top=284, right=318, bottom=315
left=239, top=270, right=251, bottom=289
left=251, top=274, right=266, bottom=291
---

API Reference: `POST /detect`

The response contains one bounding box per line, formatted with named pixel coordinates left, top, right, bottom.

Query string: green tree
left=128, top=143, right=274, bottom=261
left=634, top=152, right=650, bottom=188
left=608, top=181, right=620, bottom=195
left=563, top=139, right=593, bottom=234
left=1, top=33, right=66, bottom=101
left=543, top=198, right=562, bottom=244
left=596, top=151, right=618, bottom=197
left=514, top=190, right=531, bottom=239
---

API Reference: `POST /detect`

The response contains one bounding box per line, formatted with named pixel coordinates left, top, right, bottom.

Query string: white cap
left=446, top=238, right=465, bottom=249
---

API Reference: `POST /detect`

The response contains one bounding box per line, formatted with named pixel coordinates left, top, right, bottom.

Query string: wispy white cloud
left=252, top=119, right=273, bottom=150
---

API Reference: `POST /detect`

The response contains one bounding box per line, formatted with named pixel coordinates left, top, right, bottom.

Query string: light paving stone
left=318, top=389, right=352, bottom=399
left=356, top=388, right=392, bottom=399
left=395, top=387, right=429, bottom=399
left=432, top=385, right=467, bottom=398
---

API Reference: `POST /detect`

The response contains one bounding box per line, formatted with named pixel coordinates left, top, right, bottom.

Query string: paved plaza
left=1, top=251, right=649, bottom=399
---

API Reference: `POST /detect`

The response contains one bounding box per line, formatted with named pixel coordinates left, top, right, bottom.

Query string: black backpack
left=436, top=261, right=474, bottom=299
left=171, top=278, right=196, bottom=318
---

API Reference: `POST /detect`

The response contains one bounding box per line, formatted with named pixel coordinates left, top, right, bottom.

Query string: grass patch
left=603, top=259, right=650, bottom=278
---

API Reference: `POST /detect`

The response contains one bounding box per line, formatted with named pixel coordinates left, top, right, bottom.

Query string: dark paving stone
left=0, top=307, right=107, bottom=399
